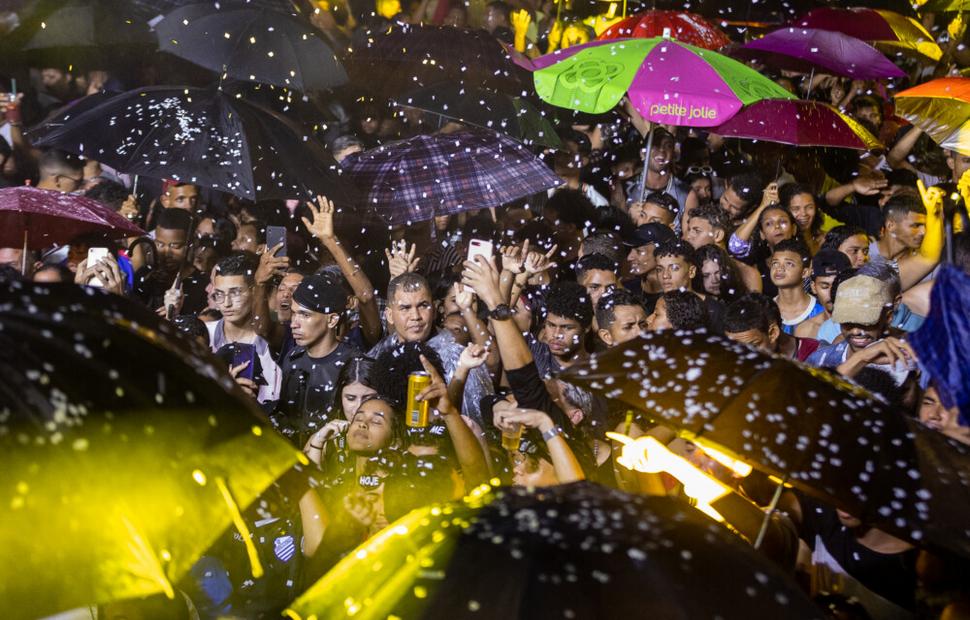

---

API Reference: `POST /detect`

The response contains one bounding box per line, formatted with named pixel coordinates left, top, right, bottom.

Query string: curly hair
left=214, top=251, right=259, bottom=284
left=663, top=291, right=707, bottom=330
left=821, top=225, right=868, bottom=253
left=545, top=281, right=593, bottom=329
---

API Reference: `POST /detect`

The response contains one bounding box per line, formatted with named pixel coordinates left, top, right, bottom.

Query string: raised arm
left=417, top=354, right=489, bottom=487
left=303, top=196, right=382, bottom=345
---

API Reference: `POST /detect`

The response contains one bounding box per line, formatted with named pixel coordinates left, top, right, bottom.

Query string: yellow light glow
left=696, top=443, right=753, bottom=478
left=191, top=469, right=207, bottom=486
left=607, top=432, right=732, bottom=521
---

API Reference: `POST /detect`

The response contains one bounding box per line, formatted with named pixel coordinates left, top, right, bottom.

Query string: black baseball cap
left=623, top=223, right=676, bottom=248
left=811, top=249, right=852, bottom=279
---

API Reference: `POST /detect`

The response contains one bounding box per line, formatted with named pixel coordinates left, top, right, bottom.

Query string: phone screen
left=266, top=226, right=287, bottom=257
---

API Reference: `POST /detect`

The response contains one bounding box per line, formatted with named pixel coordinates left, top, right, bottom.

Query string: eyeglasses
left=212, top=287, right=251, bottom=304
left=686, top=166, right=715, bottom=176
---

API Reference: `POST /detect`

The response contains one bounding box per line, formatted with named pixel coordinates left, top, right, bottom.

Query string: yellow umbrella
left=0, top=409, right=301, bottom=619
left=795, top=7, right=942, bottom=61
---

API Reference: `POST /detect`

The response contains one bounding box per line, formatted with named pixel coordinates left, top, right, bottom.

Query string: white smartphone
left=467, top=239, right=493, bottom=263
left=86, top=247, right=109, bottom=287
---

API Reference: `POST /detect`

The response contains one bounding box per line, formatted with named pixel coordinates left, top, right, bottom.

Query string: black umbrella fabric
left=288, top=482, right=823, bottom=619
left=396, top=83, right=561, bottom=149
left=31, top=86, right=356, bottom=203
left=0, top=280, right=300, bottom=618
left=346, top=24, right=530, bottom=98
left=561, top=330, right=970, bottom=558
left=156, top=3, right=347, bottom=92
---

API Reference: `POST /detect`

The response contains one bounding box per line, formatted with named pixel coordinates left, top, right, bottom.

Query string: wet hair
left=575, top=252, right=618, bottom=281
left=38, top=149, right=83, bottom=178
left=643, top=191, right=680, bottom=216
left=545, top=281, right=594, bottom=329
left=779, top=182, right=822, bottom=239
left=546, top=188, right=597, bottom=230
left=334, top=355, right=377, bottom=416
left=954, top=232, right=970, bottom=275
left=770, top=238, right=811, bottom=266
left=172, top=314, right=209, bottom=346
left=581, top=231, right=623, bottom=264
left=595, top=288, right=643, bottom=329
left=214, top=251, right=259, bottom=285
left=654, top=239, right=696, bottom=263
left=851, top=94, right=884, bottom=115
left=156, top=207, right=194, bottom=233
left=330, top=134, right=365, bottom=155
left=355, top=393, right=406, bottom=449
left=687, top=203, right=728, bottom=234
left=83, top=180, right=130, bottom=211
left=387, top=272, right=430, bottom=302
left=881, top=194, right=926, bottom=228
left=853, top=366, right=904, bottom=409
left=724, top=294, right=772, bottom=335
left=33, top=263, right=73, bottom=282
left=515, top=218, right=557, bottom=253
left=692, top=244, right=744, bottom=301
left=727, top=172, right=764, bottom=211
left=430, top=271, right=461, bottom=304
left=821, top=225, right=868, bottom=253
left=662, top=291, right=707, bottom=330
left=371, top=342, right=445, bottom=407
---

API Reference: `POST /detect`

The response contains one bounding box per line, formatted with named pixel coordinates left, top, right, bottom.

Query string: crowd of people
left=3, top=0, right=970, bottom=618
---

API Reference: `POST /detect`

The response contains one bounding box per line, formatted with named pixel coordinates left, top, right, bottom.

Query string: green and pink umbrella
left=530, top=37, right=795, bottom=128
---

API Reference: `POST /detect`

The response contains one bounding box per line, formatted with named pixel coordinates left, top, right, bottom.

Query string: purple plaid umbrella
left=733, top=27, right=905, bottom=80
left=341, top=129, right=562, bottom=226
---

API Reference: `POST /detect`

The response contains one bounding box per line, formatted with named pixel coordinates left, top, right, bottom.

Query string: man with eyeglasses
left=206, top=252, right=282, bottom=404
left=132, top=208, right=210, bottom=316
left=35, top=149, right=85, bottom=193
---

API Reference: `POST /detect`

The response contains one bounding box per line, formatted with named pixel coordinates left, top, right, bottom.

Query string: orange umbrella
left=598, top=10, right=732, bottom=50
left=895, top=77, right=970, bottom=155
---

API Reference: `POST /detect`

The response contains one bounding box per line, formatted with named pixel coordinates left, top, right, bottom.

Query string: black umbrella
left=561, top=330, right=970, bottom=558
left=155, top=3, right=347, bottom=92
left=30, top=86, right=357, bottom=203
left=131, top=0, right=300, bottom=21
left=288, top=482, right=823, bottom=619
left=0, top=280, right=300, bottom=618
left=346, top=23, right=530, bottom=98
left=395, top=83, right=561, bottom=149
left=3, top=0, right=153, bottom=67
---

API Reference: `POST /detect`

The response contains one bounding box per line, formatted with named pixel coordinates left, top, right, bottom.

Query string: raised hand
left=523, top=243, right=558, bottom=275
left=384, top=240, right=419, bottom=279
left=255, top=243, right=289, bottom=285
left=302, top=194, right=336, bottom=242
left=458, top=343, right=488, bottom=371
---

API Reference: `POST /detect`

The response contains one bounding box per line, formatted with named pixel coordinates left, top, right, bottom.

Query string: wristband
left=309, top=443, right=324, bottom=450
left=541, top=426, right=563, bottom=442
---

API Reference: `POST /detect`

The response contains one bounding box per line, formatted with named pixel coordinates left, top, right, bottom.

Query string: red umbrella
left=0, top=186, right=145, bottom=251
left=597, top=10, right=732, bottom=50
left=711, top=99, right=883, bottom=150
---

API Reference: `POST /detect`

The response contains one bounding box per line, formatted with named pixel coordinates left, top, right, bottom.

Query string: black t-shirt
left=276, top=341, right=360, bottom=444
left=798, top=496, right=918, bottom=610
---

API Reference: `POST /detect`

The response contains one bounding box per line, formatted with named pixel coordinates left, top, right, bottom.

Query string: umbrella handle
left=636, top=128, right=655, bottom=204
left=21, top=229, right=27, bottom=276
left=753, top=478, right=786, bottom=550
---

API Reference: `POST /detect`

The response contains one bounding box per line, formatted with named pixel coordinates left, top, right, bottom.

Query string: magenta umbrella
left=733, top=27, right=906, bottom=80
left=0, top=186, right=145, bottom=252
left=711, top=99, right=883, bottom=150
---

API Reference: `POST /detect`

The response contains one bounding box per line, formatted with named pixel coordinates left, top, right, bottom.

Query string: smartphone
left=266, top=225, right=287, bottom=257
left=86, top=247, right=110, bottom=287
left=467, top=238, right=493, bottom=263
left=230, top=343, right=256, bottom=381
